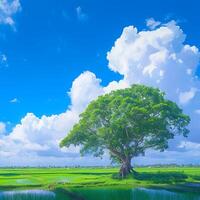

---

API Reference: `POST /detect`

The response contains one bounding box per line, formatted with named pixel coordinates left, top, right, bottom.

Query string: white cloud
left=69, top=71, right=104, bottom=113
left=178, top=141, right=200, bottom=150
left=76, top=6, right=88, bottom=22
left=0, top=0, right=21, bottom=27
left=1, top=20, right=200, bottom=166
left=106, top=20, right=200, bottom=165
left=104, top=79, right=129, bottom=94
left=0, top=71, right=105, bottom=165
left=146, top=18, right=161, bottom=30
left=10, top=98, right=19, bottom=103
left=179, top=87, right=198, bottom=104
left=0, top=122, right=6, bottom=134
left=107, top=21, right=200, bottom=104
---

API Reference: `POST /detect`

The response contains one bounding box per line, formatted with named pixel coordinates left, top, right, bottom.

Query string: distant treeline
left=1, top=164, right=200, bottom=168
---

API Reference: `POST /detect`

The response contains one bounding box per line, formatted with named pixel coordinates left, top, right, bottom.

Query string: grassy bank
left=0, top=167, right=200, bottom=192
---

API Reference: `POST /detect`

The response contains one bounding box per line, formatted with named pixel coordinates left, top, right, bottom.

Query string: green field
left=0, top=167, right=200, bottom=192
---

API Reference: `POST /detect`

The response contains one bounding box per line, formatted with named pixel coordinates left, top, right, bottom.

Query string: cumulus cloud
left=0, top=112, right=78, bottom=157
left=1, top=20, right=200, bottom=166
left=146, top=18, right=161, bottom=30
left=0, top=0, right=21, bottom=27
left=0, top=71, right=105, bottom=166
left=106, top=20, right=200, bottom=164
left=107, top=21, right=200, bottom=105
left=69, top=71, right=104, bottom=113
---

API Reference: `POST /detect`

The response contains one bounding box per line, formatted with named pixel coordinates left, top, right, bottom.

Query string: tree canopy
left=60, top=85, right=190, bottom=177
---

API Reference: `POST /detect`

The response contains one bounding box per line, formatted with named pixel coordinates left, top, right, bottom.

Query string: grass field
left=0, top=167, right=200, bottom=192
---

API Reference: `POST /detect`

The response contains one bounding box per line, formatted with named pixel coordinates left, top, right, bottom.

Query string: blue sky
left=0, top=0, right=200, bottom=166
left=1, top=0, right=200, bottom=124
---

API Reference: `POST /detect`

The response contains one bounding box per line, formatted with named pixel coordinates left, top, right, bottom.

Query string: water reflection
left=0, top=190, right=56, bottom=200
left=73, top=188, right=200, bottom=200
left=133, top=188, right=200, bottom=200
left=0, top=188, right=200, bottom=200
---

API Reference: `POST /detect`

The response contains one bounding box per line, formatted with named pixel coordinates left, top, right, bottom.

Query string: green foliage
left=60, top=85, right=190, bottom=164
left=134, top=171, right=188, bottom=184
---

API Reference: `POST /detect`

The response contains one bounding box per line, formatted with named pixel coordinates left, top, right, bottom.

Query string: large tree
left=60, top=85, right=190, bottom=178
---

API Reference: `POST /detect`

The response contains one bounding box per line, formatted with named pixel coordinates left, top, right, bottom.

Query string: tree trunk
left=119, top=158, right=134, bottom=178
